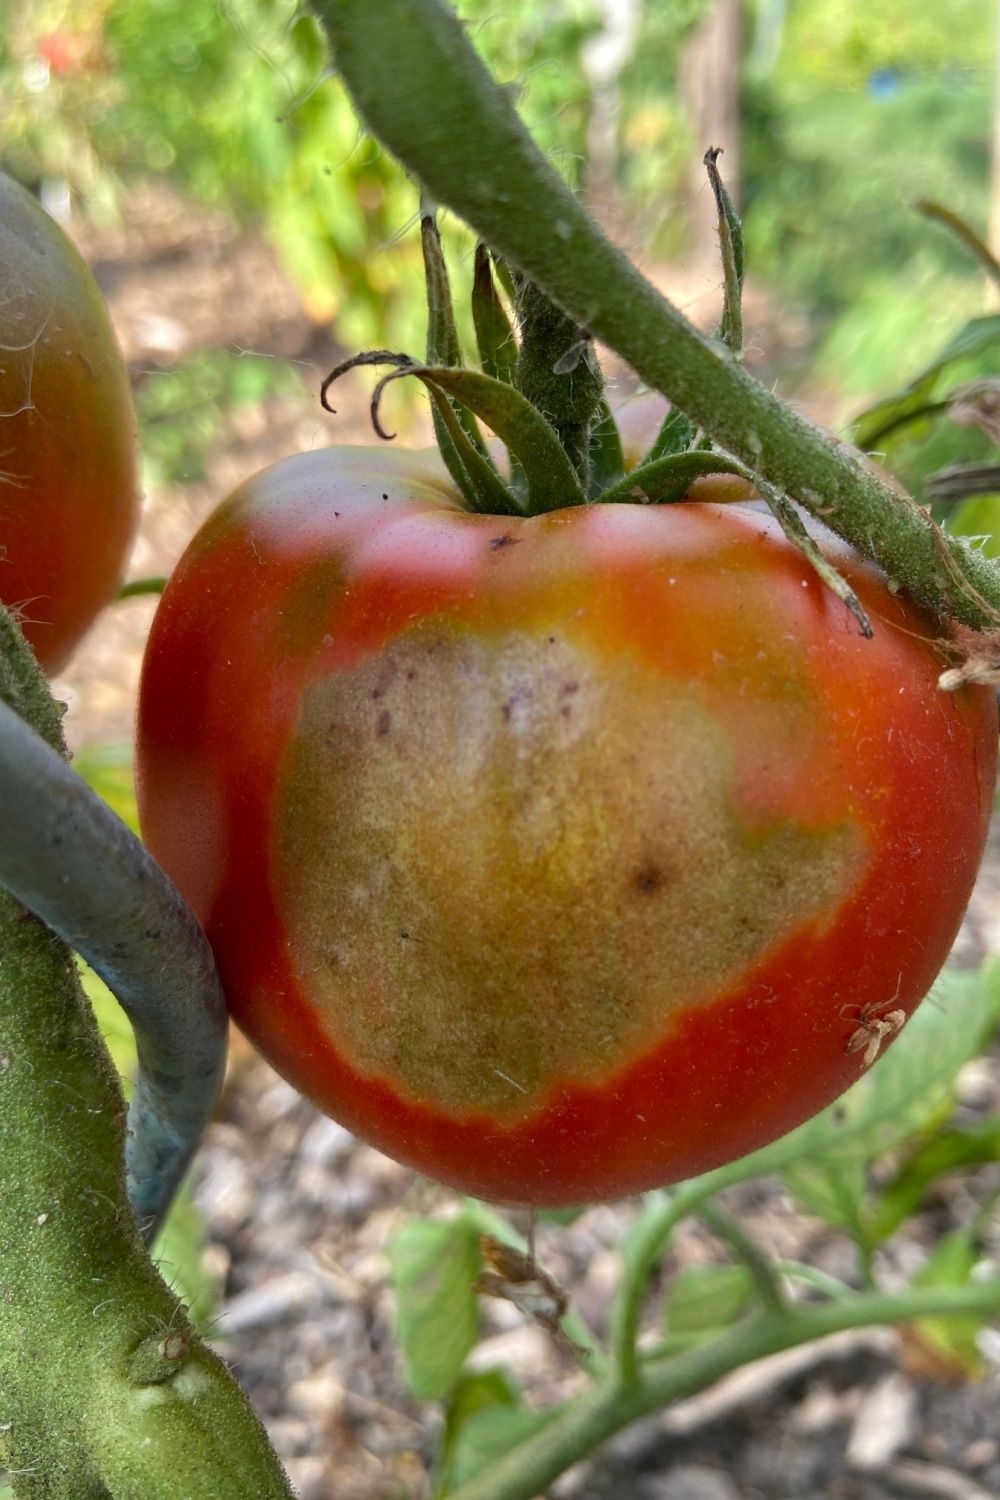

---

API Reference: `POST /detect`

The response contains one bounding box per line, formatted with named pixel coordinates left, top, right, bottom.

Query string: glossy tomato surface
left=136, top=446, right=997, bottom=1204
left=0, top=173, right=140, bottom=672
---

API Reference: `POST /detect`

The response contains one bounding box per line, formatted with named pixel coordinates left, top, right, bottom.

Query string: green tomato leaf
left=663, top=1263, right=754, bottom=1337
left=905, top=1225, right=988, bottom=1380
left=869, top=1117, right=1000, bottom=1245
left=782, top=1157, right=868, bottom=1240
left=387, top=1213, right=481, bottom=1401
left=852, top=314, right=1000, bottom=450
left=436, top=1369, right=555, bottom=1496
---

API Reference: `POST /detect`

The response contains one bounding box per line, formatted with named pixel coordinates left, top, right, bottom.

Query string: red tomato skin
left=0, top=173, right=140, bottom=672
left=136, top=446, right=997, bottom=1205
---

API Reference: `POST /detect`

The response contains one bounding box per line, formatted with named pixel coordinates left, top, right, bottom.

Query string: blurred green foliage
left=1, top=0, right=993, bottom=394
left=135, top=351, right=304, bottom=487
left=1, top=0, right=997, bottom=551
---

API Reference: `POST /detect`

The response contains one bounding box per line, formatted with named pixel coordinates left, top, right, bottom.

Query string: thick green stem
left=0, top=894, right=295, bottom=1498
left=0, top=618, right=293, bottom=1498
left=317, top=0, right=1000, bottom=629
left=0, top=611, right=227, bottom=1240
left=447, top=1280, right=1000, bottom=1500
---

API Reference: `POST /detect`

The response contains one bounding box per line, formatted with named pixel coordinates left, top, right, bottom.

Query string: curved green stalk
left=446, top=1279, right=1000, bottom=1500
left=611, top=1183, right=718, bottom=1384
left=0, top=611, right=293, bottom=1497
left=316, top=0, right=1000, bottom=629
left=696, top=1201, right=786, bottom=1316
left=0, top=612, right=227, bottom=1241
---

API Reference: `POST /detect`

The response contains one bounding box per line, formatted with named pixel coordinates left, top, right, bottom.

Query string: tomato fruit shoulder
left=136, top=445, right=997, bottom=1205
left=0, top=172, right=140, bottom=672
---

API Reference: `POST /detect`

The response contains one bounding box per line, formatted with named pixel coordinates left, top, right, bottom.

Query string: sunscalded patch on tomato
left=272, top=619, right=870, bottom=1118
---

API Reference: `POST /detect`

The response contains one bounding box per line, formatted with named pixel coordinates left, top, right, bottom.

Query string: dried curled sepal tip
left=319, top=350, right=417, bottom=420
left=937, top=625, right=1000, bottom=691
left=473, top=1234, right=587, bottom=1358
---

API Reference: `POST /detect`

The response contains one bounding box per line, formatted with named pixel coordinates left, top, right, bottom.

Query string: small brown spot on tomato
left=489, top=534, right=520, bottom=551
left=632, top=863, right=668, bottom=895
left=377, top=709, right=392, bottom=737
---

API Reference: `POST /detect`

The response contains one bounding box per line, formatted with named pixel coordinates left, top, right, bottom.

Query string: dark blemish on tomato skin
left=632, top=863, right=668, bottom=895
left=489, top=534, right=520, bottom=551
left=382, top=492, right=389, bottom=500
left=377, top=709, right=392, bottom=736
left=560, top=681, right=579, bottom=697
left=501, top=685, right=534, bottom=722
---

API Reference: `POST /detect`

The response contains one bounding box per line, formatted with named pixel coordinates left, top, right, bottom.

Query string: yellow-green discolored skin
left=275, top=621, right=868, bottom=1119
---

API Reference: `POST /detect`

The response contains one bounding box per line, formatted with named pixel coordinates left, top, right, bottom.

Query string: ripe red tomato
left=136, top=445, right=997, bottom=1204
left=0, top=172, right=140, bottom=673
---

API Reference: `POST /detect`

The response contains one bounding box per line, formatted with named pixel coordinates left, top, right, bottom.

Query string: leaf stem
left=446, top=1280, right=1000, bottom=1500
left=611, top=1183, right=717, bottom=1384
left=696, top=1201, right=786, bottom=1316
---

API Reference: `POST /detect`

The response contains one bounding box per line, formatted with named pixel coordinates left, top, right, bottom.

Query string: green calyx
left=320, top=166, right=870, bottom=632
left=320, top=202, right=729, bottom=519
